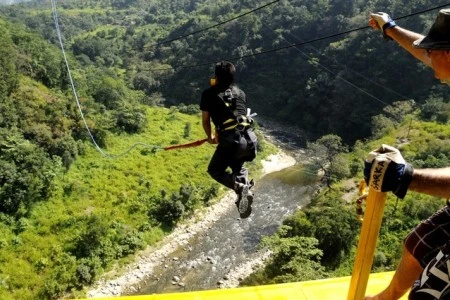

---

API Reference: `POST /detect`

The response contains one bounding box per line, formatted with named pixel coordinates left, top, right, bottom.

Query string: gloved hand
left=369, top=12, right=397, bottom=40
left=364, top=144, right=413, bottom=199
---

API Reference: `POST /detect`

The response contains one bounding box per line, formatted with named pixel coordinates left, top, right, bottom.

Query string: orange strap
left=163, top=138, right=208, bottom=151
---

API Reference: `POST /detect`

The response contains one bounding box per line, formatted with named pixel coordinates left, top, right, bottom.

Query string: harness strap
left=218, top=86, right=256, bottom=132
left=221, top=116, right=251, bottom=131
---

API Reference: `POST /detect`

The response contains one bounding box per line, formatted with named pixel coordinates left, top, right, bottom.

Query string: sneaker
left=235, top=183, right=253, bottom=219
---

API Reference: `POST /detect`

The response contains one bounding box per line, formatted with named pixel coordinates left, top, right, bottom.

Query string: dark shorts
left=405, top=205, right=450, bottom=299
left=404, top=205, right=450, bottom=267
left=409, top=246, right=450, bottom=299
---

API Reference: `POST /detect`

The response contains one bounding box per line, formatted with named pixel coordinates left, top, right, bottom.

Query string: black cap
left=413, top=9, right=450, bottom=50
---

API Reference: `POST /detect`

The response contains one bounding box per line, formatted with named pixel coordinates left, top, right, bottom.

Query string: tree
left=0, top=129, right=61, bottom=215
left=183, top=122, right=191, bottom=138
left=91, top=75, right=126, bottom=109
left=133, top=71, right=160, bottom=95
left=371, top=114, right=396, bottom=138
left=115, top=102, right=148, bottom=133
left=420, top=96, right=450, bottom=123
left=0, top=23, right=18, bottom=99
left=71, top=215, right=109, bottom=259
left=261, top=235, right=328, bottom=283
left=306, top=134, right=349, bottom=187
left=306, top=203, right=360, bottom=268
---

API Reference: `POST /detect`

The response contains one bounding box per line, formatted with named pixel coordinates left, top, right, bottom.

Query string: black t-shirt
left=200, top=85, right=247, bottom=128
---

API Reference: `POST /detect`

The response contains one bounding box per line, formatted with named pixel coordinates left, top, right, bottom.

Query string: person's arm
left=369, top=13, right=432, bottom=67
left=385, top=26, right=432, bottom=67
left=365, top=145, right=450, bottom=199
left=409, top=167, right=450, bottom=198
left=202, top=111, right=216, bottom=144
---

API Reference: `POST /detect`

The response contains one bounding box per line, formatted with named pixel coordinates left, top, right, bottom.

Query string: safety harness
left=218, top=86, right=256, bottom=132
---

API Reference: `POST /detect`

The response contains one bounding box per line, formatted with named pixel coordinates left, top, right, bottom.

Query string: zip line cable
left=149, top=2, right=450, bottom=72
left=51, top=0, right=450, bottom=156
left=262, top=23, right=413, bottom=127
left=253, top=23, right=394, bottom=129
left=51, top=0, right=198, bottom=158
left=146, top=0, right=280, bottom=48
left=262, top=23, right=403, bottom=110
left=51, top=0, right=114, bottom=158
left=266, top=23, right=410, bottom=101
left=263, top=24, right=391, bottom=108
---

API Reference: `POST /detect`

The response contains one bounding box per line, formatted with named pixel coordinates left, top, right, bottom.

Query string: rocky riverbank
left=87, top=152, right=297, bottom=298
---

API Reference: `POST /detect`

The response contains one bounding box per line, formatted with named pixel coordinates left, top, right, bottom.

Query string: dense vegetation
left=0, top=0, right=450, bottom=298
left=0, top=4, right=270, bottom=299
left=1, top=0, right=444, bottom=144
left=242, top=115, right=448, bottom=285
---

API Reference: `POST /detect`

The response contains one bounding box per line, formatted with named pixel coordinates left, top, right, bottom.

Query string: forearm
left=202, top=122, right=212, bottom=138
left=385, top=26, right=431, bottom=67
left=409, top=168, right=450, bottom=198
left=202, top=111, right=213, bottom=139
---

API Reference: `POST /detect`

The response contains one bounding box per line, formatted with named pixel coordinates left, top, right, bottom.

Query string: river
left=135, top=162, right=318, bottom=295
left=87, top=121, right=318, bottom=298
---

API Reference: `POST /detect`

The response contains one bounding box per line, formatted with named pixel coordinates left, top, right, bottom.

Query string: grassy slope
left=0, top=100, right=273, bottom=298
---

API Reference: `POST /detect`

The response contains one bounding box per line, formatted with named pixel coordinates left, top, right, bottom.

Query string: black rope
left=149, top=2, right=450, bottom=72
left=146, top=0, right=280, bottom=48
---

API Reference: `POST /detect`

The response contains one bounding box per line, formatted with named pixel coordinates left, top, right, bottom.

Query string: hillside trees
left=306, top=134, right=350, bottom=187
left=0, top=129, right=62, bottom=215
left=0, top=12, right=150, bottom=221
left=1, top=0, right=445, bottom=144
left=243, top=188, right=360, bottom=285
left=0, top=20, right=70, bottom=216
left=0, top=22, right=17, bottom=99
left=11, top=27, right=63, bottom=88
left=0, top=0, right=449, bottom=297
left=150, top=0, right=440, bottom=143
left=259, top=236, right=328, bottom=283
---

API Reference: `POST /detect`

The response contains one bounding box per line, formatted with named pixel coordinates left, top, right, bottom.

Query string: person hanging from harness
left=200, top=61, right=258, bottom=218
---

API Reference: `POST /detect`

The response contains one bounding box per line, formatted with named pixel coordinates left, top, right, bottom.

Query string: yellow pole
left=347, top=188, right=387, bottom=300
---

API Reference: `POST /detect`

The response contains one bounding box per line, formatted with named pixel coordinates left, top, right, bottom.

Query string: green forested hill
left=1, top=105, right=240, bottom=299
left=1, top=0, right=444, bottom=143
left=0, top=9, right=269, bottom=299
left=241, top=115, right=450, bottom=286
left=1, top=0, right=450, bottom=298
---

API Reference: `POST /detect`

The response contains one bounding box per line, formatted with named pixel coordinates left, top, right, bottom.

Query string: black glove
left=364, top=144, right=413, bottom=199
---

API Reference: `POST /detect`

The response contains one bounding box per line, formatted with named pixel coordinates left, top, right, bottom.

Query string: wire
left=264, top=25, right=391, bottom=107
left=51, top=0, right=162, bottom=158
left=267, top=24, right=409, bottom=101
left=150, top=2, right=450, bottom=72
left=146, top=0, right=280, bottom=48
left=52, top=1, right=450, bottom=156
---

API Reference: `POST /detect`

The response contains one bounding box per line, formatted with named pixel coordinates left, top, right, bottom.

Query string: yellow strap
left=223, top=122, right=251, bottom=131
left=222, top=116, right=251, bottom=131
left=224, top=124, right=237, bottom=130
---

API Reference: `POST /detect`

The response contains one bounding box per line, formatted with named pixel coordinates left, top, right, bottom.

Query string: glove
left=370, top=12, right=397, bottom=40
left=364, top=144, right=414, bottom=199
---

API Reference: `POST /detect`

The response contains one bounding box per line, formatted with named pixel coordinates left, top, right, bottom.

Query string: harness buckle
left=235, top=115, right=247, bottom=132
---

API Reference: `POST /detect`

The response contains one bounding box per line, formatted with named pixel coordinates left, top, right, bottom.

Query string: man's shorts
left=409, top=246, right=450, bottom=299
left=405, top=204, right=450, bottom=299
left=404, top=204, right=450, bottom=267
